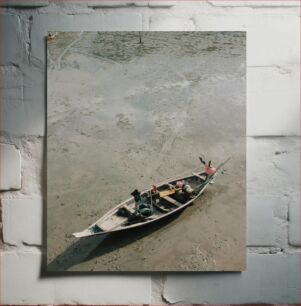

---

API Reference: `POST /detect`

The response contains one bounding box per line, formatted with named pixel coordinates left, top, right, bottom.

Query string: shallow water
left=49, top=31, right=244, bottom=63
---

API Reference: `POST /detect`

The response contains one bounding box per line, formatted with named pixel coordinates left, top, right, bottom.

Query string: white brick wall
left=2, top=198, right=43, bottom=246
left=0, top=143, right=21, bottom=191
left=247, top=195, right=288, bottom=247
left=2, top=13, right=26, bottom=66
left=207, top=1, right=300, bottom=7
left=2, top=251, right=151, bottom=304
left=0, top=0, right=49, bottom=6
left=1, top=1, right=300, bottom=304
left=289, top=194, right=300, bottom=246
left=163, top=253, right=299, bottom=304
left=248, top=66, right=300, bottom=136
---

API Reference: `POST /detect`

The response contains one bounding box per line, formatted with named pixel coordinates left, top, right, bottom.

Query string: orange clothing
left=205, top=164, right=216, bottom=175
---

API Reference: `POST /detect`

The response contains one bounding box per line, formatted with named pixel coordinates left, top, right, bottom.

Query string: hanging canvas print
left=47, top=31, right=246, bottom=271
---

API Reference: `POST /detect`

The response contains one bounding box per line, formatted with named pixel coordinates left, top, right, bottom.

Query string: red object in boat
left=152, top=185, right=158, bottom=192
left=205, top=164, right=216, bottom=175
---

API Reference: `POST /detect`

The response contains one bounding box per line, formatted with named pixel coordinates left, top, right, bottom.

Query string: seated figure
left=176, top=180, right=193, bottom=194
left=131, top=189, right=153, bottom=217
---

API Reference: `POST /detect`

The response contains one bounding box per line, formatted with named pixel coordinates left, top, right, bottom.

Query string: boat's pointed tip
left=72, top=231, right=86, bottom=238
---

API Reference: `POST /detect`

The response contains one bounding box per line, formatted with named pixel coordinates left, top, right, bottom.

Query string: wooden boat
left=72, top=158, right=230, bottom=238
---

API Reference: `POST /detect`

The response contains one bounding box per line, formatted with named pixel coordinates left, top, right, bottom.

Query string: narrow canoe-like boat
left=72, top=158, right=230, bottom=238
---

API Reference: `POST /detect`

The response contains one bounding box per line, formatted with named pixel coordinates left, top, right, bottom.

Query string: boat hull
left=73, top=171, right=216, bottom=238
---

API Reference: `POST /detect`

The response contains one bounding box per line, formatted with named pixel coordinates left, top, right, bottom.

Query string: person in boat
left=131, top=189, right=153, bottom=217
left=151, top=185, right=160, bottom=201
left=199, top=157, right=216, bottom=177
left=175, top=180, right=193, bottom=195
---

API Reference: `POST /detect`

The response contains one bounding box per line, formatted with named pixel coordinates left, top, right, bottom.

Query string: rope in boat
left=149, top=190, right=153, bottom=210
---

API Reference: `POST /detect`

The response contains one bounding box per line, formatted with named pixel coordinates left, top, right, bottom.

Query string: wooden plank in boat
left=153, top=202, right=170, bottom=212
left=192, top=172, right=206, bottom=180
left=159, top=189, right=176, bottom=197
left=101, top=219, right=128, bottom=232
left=163, top=195, right=182, bottom=207
left=110, top=219, right=130, bottom=231
left=125, top=205, right=135, bottom=214
left=98, top=216, right=125, bottom=231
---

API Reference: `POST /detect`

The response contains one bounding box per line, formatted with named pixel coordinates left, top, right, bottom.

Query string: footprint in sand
left=116, top=113, right=133, bottom=129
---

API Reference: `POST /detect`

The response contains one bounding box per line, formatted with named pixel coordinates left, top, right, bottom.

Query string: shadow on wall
left=44, top=210, right=184, bottom=273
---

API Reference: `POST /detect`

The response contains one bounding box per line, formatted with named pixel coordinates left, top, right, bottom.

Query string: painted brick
left=288, top=194, right=300, bottom=246
left=151, top=274, right=164, bottom=304
left=0, top=143, right=21, bottom=191
left=1, top=66, right=22, bottom=102
left=102, top=13, right=142, bottom=30
left=39, top=3, right=93, bottom=14
left=2, top=251, right=151, bottom=304
left=248, top=66, right=299, bottom=136
left=0, top=0, right=49, bottom=6
left=87, top=1, right=133, bottom=7
left=1, top=63, right=46, bottom=136
left=192, top=14, right=246, bottom=31
left=2, top=13, right=26, bottom=66
left=87, top=1, right=144, bottom=7
left=133, top=1, right=149, bottom=7
left=1, top=65, right=22, bottom=135
left=22, top=64, right=45, bottom=136
left=207, top=0, right=300, bottom=7
left=2, top=15, right=45, bottom=136
left=2, top=13, right=46, bottom=136
left=87, top=0, right=174, bottom=7
left=248, top=14, right=299, bottom=67
left=19, top=137, right=44, bottom=196
left=163, top=252, right=299, bottom=304
left=247, top=195, right=287, bottom=246
left=2, top=198, right=42, bottom=246
left=193, top=12, right=299, bottom=67
left=247, top=137, right=299, bottom=196
left=149, top=15, right=195, bottom=31
left=148, top=1, right=175, bottom=7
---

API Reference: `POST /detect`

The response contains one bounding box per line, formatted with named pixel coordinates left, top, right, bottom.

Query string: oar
left=214, top=157, right=231, bottom=172
left=207, top=157, right=231, bottom=181
left=193, top=157, right=231, bottom=194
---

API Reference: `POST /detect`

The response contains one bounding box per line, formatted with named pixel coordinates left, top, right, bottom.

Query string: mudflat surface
left=47, top=32, right=246, bottom=271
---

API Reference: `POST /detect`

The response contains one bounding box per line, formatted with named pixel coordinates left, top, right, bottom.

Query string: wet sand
left=47, top=32, right=246, bottom=271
